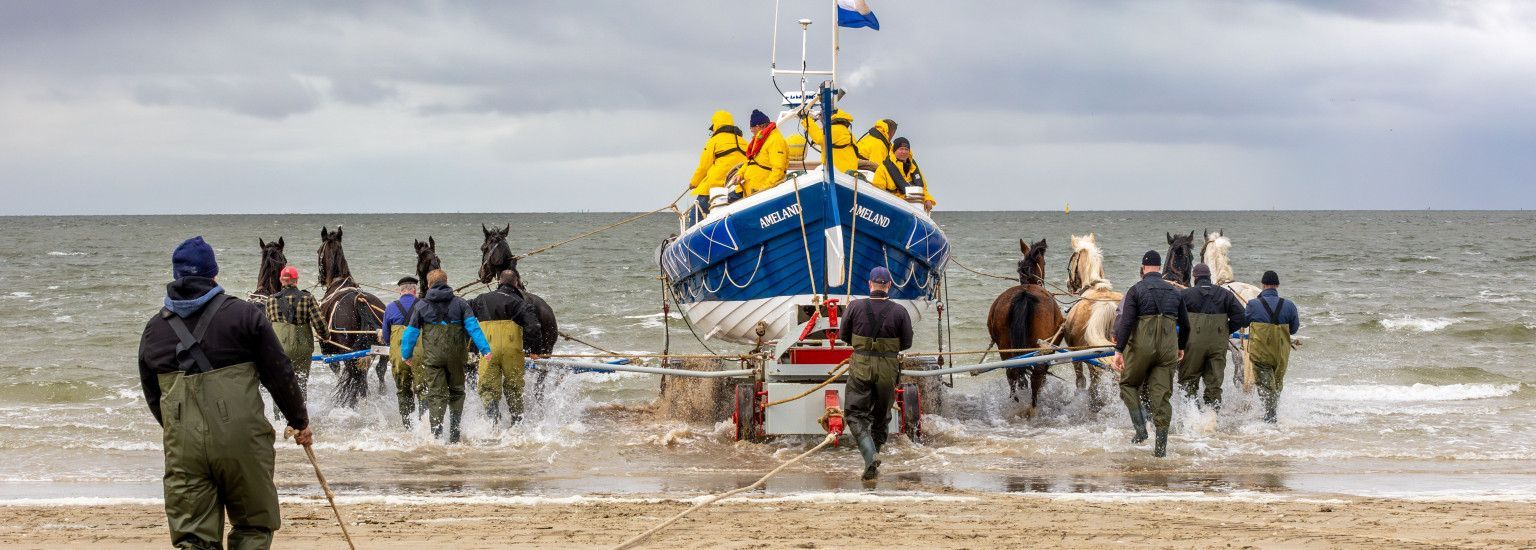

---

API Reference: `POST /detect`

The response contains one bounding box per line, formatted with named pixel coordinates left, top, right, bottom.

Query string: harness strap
left=881, top=159, right=912, bottom=189
left=164, top=293, right=230, bottom=375
left=1259, top=296, right=1286, bottom=324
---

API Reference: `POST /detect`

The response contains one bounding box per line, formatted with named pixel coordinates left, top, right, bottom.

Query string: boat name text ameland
left=851, top=205, right=891, bottom=228
left=759, top=203, right=804, bottom=229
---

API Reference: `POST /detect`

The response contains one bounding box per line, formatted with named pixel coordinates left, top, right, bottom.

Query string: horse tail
left=1007, top=288, right=1037, bottom=354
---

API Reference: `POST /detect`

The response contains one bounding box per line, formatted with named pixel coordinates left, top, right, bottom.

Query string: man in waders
left=382, top=276, right=422, bottom=426
left=1111, top=251, right=1190, bottom=458
left=401, top=269, right=492, bottom=442
left=264, top=265, right=326, bottom=403
left=138, top=236, right=312, bottom=549
left=471, top=269, right=543, bottom=425
left=1245, top=270, right=1300, bottom=423
left=1178, top=263, right=1248, bottom=409
left=837, top=266, right=913, bottom=481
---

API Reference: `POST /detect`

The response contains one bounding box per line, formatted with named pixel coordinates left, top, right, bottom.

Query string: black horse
left=477, top=224, right=558, bottom=356
left=317, top=226, right=388, bottom=407
left=1163, top=231, right=1196, bottom=288
left=414, top=237, right=441, bottom=288
left=254, top=237, right=286, bottom=300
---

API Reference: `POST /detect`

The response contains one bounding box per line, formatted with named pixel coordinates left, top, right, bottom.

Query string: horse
left=253, top=237, right=287, bottom=303
left=1201, top=229, right=1263, bottom=388
left=414, top=237, right=441, bottom=288
left=986, top=238, right=1065, bottom=418
left=316, top=226, right=388, bottom=407
left=477, top=224, right=558, bottom=357
left=1060, top=234, right=1124, bottom=406
left=1163, top=231, right=1197, bottom=288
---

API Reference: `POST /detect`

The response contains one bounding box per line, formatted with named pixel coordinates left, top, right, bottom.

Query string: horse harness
left=162, top=294, right=231, bottom=375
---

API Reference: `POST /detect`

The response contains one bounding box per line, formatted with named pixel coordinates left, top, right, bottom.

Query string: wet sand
left=3, top=491, right=1533, bottom=549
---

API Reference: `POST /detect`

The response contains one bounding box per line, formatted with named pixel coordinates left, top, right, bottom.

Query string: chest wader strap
left=852, top=299, right=890, bottom=354
left=164, top=293, right=230, bottom=375
left=1260, top=297, right=1286, bottom=325
left=274, top=287, right=300, bottom=323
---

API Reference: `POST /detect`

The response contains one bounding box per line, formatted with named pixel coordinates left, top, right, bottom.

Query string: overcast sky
left=3, top=1, right=1534, bottom=214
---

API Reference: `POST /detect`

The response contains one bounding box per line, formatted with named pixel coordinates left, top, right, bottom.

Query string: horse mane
left=1069, top=234, right=1111, bottom=293
left=1202, top=231, right=1235, bottom=285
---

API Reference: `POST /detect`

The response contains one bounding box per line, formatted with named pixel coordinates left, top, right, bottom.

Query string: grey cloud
left=131, top=75, right=322, bottom=119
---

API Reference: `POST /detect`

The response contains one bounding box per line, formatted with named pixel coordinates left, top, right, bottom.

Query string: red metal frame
left=823, top=389, right=844, bottom=444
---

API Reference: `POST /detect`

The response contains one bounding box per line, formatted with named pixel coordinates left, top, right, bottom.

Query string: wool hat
left=1192, top=263, right=1211, bottom=280
left=1141, top=250, right=1162, bottom=267
left=892, top=136, right=910, bottom=150
left=869, top=266, right=893, bottom=284
left=280, top=265, right=299, bottom=280
left=172, top=236, right=219, bottom=280
left=397, top=276, right=419, bottom=286
left=1261, top=270, right=1280, bottom=286
left=749, top=109, right=770, bottom=127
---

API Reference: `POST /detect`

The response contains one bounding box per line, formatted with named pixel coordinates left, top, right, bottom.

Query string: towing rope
left=612, top=432, right=839, bottom=550
left=762, top=359, right=850, bottom=408
left=521, top=190, right=688, bottom=260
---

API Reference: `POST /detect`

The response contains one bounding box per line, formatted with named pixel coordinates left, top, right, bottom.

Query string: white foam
left=0, top=497, right=162, bottom=507
left=1378, top=317, right=1463, bottom=332
left=1347, top=489, right=1536, bottom=502
left=8, top=292, right=31, bottom=298
left=1295, top=383, right=1521, bottom=402
left=280, top=491, right=976, bottom=507
left=1026, top=490, right=1346, bottom=504
left=46, top=251, right=86, bottom=256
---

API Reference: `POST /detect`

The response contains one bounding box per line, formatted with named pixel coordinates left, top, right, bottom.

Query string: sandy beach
left=3, top=490, right=1533, bottom=549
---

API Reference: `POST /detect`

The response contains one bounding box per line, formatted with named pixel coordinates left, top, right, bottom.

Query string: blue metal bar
left=309, top=349, right=371, bottom=364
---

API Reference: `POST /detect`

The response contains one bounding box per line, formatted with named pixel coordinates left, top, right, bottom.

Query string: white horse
left=1060, top=234, right=1123, bottom=402
left=1201, top=229, right=1262, bottom=390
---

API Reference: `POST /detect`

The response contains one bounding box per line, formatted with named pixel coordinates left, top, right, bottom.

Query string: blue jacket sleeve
left=400, top=325, right=420, bottom=360
left=464, top=316, right=492, bottom=356
left=1286, top=301, right=1301, bottom=335
left=381, top=302, right=399, bottom=340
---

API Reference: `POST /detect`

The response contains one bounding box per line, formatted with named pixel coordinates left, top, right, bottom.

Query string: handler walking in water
left=138, top=236, right=312, bottom=549
left=838, top=266, right=913, bottom=481
left=1245, top=270, right=1301, bottom=423
left=382, top=276, right=421, bottom=426
left=471, top=269, right=543, bottom=425
left=265, top=265, right=326, bottom=400
left=1178, top=263, right=1248, bottom=409
left=1112, top=250, right=1190, bottom=458
left=401, top=269, right=492, bottom=443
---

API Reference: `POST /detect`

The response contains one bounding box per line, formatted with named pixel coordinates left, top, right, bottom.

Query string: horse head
left=1067, top=233, right=1105, bottom=294
left=478, top=223, right=513, bottom=284
left=414, top=237, right=441, bottom=286
left=256, top=237, right=287, bottom=295
left=1164, top=230, right=1195, bottom=286
left=1201, top=228, right=1234, bottom=284
left=1017, top=238, right=1048, bottom=285
left=317, top=226, right=350, bottom=289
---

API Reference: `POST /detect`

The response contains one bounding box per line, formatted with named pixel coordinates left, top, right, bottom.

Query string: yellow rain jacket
left=802, top=110, right=860, bottom=172
left=738, top=125, right=789, bottom=196
left=855, top=119, right=896, bottom=167
left=688, top=111, right=748, bottom=196
left=874, top=155, right=935, bottom=205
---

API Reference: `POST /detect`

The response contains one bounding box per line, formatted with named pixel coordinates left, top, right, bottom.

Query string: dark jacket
left=138, top=276, right=309, bottom=429
left=837, top=291, right=914, bottom=350
left=382, top=293, right=418, bottom=337
left=471, top=283, right=544, bottom=353
left=401, top=283, right=491, bottom=358
left=1245, top=288, right=1301, bottom=335
left=1114, top=272, right=1192, bottom=351
left=1181, top=277, right=1249, bottom=334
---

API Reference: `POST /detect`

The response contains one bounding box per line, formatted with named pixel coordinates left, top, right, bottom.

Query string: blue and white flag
left=836, top=0, right=880, bottom=30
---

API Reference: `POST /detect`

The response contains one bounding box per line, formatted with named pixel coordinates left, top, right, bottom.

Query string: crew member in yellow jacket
left=873, top=137, right=936, bottom=212
left=686, top=110, right=748, bottom=221
left=856, top=119, right=898, bottom=167
left=801, top=109, right=860, bottom=172
left=733, top=109, right=789, bottom=197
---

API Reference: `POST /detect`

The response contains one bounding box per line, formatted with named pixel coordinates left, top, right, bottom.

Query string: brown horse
left=986, top=238, right=1065, bottom=418
left=477, top=224, right=558, bottom=356
left=1163, top=231, right=1197, bottom=288
left=1061, top=234, right=1124, bottom=408
left=253, top=237, right=286, bottom=302
left=317, top=226, right=388, bottom=407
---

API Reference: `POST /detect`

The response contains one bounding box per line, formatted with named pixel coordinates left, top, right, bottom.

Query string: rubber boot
left=448, top=412, right=463, bottom=444
left=485, top=405, right=502, bottom=428
left=1128, top=406, right=1149, bottom=444
left=856, top=433, right=880, bottom=481
left=1153, top=428, right=1168, bottom=458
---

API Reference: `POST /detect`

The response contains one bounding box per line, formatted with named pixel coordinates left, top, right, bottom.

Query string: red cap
left=280, top=266, right=299, bottom=280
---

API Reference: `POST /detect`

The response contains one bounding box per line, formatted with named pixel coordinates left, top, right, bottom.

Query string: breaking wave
left=1378, top=317, right=1463, bottom=332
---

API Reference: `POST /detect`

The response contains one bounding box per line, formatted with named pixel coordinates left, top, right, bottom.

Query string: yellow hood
left=709, top=110, right=735, bottom=131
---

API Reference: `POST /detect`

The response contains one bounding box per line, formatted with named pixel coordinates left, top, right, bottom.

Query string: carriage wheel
left=898, top=382, right=922, bottom=443
left=732, top=382, right=763, bottom=442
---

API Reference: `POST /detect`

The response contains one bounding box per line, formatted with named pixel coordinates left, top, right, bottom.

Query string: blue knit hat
left=868, top=266, right=892, bottom=284
left=749, top=109, right=770, bottom=127
left=172, top=236, right=219, bottom=280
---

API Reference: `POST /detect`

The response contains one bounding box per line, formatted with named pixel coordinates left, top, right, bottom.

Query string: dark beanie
left=749, top=109, right=770, bottom=127
left=1141, top=250, right=1161, bottom=267
left=1261, top=270, right=1280, bottom=286
left=892, top=136, right=910, bottom=150
left=172, top=236, right=219, bottom=280
left=1192, top=263, right=1212, bottom=280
